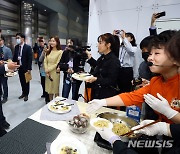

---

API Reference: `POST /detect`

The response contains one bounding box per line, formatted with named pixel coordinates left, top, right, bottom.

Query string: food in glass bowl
left=68, top=113, right=90, bottom=134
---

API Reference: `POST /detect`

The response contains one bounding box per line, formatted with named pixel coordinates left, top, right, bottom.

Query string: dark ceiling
left=76, top=0, right=89, bottom=9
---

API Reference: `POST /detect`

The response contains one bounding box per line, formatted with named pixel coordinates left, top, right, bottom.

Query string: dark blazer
left=57, top=50, right=84, bottom=79
left=87, top=52, right=120, bottom=99
left=13, top=44, right=32, bottom=71
left=0, top=65, right=5, bottom=75
left=112, top=124, right=180, bottom=154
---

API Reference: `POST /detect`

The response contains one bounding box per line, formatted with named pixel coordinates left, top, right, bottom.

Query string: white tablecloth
left=29, top=97, right=126, bottom=154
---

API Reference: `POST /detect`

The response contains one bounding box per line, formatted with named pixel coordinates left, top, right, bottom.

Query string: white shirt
left=18, top=43, right=24, bottom=65
left=119, top=37, right=135, bottom=67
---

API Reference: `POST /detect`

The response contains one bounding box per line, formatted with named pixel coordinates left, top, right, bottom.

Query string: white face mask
left=16, top=39, right=21, bottom=45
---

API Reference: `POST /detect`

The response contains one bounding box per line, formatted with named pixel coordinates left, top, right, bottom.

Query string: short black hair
left=0, top=35, right=5, bottom=42
left=148, top=30, right=177, bottom=52
left=140, top=35, right=154, bottom=50
left=16, top=33, right=25, bottom=39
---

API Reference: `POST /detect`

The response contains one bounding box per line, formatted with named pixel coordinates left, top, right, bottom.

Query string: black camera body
left=68, top=45, right=91, bottom=67
left=69, top=45, right=91, bottom=60
left=133, top=77, right=142, bottom=86
left=156, top=11, right=166, bottom=18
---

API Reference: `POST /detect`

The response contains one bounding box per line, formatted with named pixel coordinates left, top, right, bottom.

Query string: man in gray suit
left=0, top=36, right=13, bottom=103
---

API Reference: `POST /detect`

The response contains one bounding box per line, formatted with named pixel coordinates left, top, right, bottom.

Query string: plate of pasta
left=50, top=136, right=87, bottom=154
left=90, top=118, right=113, bottom=129
left=72, top=72, right=93, bottom=81
left=5, top=71, right=18, bottom=77
left=48, top=100, right=72, bottom=114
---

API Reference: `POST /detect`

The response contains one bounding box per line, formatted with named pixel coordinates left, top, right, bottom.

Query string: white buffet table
left=29, top=97, right=126, bottom=154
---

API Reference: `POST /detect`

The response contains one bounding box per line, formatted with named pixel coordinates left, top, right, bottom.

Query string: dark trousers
left=118, top=67, right=133, bottom=111
left=62, top=78, right=82, bottom=101
left=40, top=76, right=49, bottom=102
left=118, top=67, right=133, bottom=93
left=0, top=102, right=5, bottom=127
left=18, top=67, right=30, bottom=96
left=0, top=76, right=8, bottom=99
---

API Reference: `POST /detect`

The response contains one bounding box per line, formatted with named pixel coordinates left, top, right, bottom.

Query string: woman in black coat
left=86, top=33, right=120, bottom=99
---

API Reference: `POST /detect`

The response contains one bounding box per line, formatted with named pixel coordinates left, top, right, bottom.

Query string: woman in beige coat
left=44, top=36, right=63, bottom=101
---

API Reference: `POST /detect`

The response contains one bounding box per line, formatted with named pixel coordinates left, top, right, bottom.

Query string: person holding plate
left=85, top=33, right=120, bottom=100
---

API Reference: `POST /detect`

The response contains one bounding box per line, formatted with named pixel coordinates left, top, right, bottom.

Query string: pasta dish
left=93, top=120, right=109, bottom=128
left=112, top=123, right=131, bottom=136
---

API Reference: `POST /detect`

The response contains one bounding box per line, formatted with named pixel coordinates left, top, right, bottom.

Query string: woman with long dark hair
left=85, top=33, right=120, bottom=100
left=44, top=36, right=63, bottom=101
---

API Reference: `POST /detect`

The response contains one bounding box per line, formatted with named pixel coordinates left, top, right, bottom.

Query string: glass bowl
left=68, top=113, right=90, bottom=134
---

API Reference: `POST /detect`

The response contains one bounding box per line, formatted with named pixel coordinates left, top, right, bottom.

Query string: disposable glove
left=86, top=99, right=107, bottom=114
left=96, top=128, right=121, bottom=144
left=131, top=120, right=169, bottom=136
left=144, top=93, right=178, bottom=119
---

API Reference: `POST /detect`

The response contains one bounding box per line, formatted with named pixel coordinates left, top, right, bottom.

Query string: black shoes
left=1, top=98, right=7, bottom=104
left=24, top=96, right=28, bottom=101
left=41, top=94, right=45, bottom=98
left=18, top=94, right=25, bottom=99
left=0, top=127, right=7, bottom=137
left=19, top=94, right=28, bottom=101
left=2, top=121, right=10, bottom=129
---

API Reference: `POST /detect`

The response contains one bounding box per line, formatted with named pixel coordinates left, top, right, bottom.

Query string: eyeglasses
left=16, top=37, right=21, bottom=39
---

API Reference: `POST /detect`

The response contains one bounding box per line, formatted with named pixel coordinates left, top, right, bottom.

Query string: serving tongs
left=121, top=120, right=160, bottom=137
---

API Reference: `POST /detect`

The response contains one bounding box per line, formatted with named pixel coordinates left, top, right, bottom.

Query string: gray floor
left=2, top=63, right=85, bottom=131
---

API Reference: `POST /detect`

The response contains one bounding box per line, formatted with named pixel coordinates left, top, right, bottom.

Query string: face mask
left=16, top=39, right=21, bottom=45
left=142, top=52, right=149, bottom=62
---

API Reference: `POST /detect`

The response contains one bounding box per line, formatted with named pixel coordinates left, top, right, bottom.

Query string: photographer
left=57, top=38, right=85, bottom=100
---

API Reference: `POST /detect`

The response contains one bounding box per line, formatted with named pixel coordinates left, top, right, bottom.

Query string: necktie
left=18, top=46, right=21, bottom=56
left=18, top=46, right=22, bottom=65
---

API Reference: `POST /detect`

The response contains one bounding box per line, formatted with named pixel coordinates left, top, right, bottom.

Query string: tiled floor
left=2, top=63, right=85, bottom=131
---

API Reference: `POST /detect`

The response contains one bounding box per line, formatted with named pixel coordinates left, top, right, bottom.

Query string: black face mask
left=142, top=52, right=149, bottom=62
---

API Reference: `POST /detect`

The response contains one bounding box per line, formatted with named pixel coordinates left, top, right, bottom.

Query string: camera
left=69, top=45, right=91, bottom=60
left=156, top=11, right=166, bottom=18
left=68, top=45, right=91, bottom=67
left=133, top=77, right=142, bottom=86
left=115, top=30, right=123, bottom=35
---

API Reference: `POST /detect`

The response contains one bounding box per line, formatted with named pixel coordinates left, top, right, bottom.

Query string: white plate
left=50, top=136, right=88, bottom=154
left=72, top=72, right=93, bottom=81
left=90, top=118, right=113, bottom=129
left=5, top=71, right=18, bottom=77
left=48, top=100, right=72, bottom=114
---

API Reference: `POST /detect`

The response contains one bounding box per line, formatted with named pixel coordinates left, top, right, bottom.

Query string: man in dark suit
left=13, top=33, right=32, bottom=101
left=0, top=62, right=20, bottom=137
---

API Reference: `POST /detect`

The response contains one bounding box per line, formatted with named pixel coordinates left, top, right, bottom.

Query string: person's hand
left=120, top=30, right=126, bottom=39
left=7, top=62, right=20, bottom=70
left=27, top=70, right=31, bottom=74
left=46, top=72, right=50, bottom=77
left=85, top=50, right=92, bottom=59
left=131, top=120, right=169, bottom=136
left=67, top=68, right=74, bottom=74
left=96, top=128, right=121, bottom=144
left=86, top=76, right=97, bottom=83
left=151, top=13, right=158, bottom=27
left=86, top=99, right=107, bottom=114
left=56, top=67, right=60, bottom=73
left=144, top=93, right=178, bottom=119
